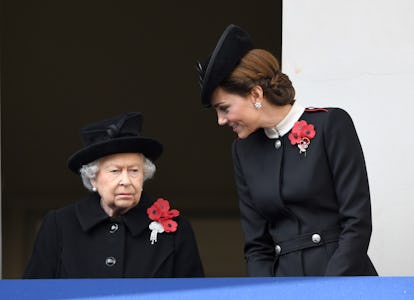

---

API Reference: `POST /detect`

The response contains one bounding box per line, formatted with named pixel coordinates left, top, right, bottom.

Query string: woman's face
left=92, top=152, right=144, bottom=216
left=211, top=87, right=260, bottom=139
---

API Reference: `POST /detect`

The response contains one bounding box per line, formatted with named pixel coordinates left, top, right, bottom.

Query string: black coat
left=23, top=193, right=204, bottom=278
left=233, top=107, right=377, bottom=276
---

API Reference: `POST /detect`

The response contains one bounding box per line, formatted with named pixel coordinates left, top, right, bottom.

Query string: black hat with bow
left=67, top=112, right=163, bottom=174
left=197, top=24, right=253, bottom=108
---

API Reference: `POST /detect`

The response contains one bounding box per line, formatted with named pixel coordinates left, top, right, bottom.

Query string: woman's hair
left=79, top=154, right=156, bottom=192
left=220, top=49, right=295, bottom=106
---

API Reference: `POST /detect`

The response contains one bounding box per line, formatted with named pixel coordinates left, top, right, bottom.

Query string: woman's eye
left=110, top=169, right=120, bottom=173
left=219, top=106, right=229, bottom=113
left=130, top=169, right=139, bottom=173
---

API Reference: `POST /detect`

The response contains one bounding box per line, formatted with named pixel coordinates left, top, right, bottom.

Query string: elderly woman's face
left=92, top=153, right=144, bottom=216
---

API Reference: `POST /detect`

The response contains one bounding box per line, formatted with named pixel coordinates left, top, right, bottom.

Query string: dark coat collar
left=75, top=192, right=153, bottom=236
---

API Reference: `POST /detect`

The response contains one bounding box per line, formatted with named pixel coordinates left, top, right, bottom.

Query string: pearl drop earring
left=92, top=186, right=97, bottom=192
left=254, top=101, right=262, bottom=109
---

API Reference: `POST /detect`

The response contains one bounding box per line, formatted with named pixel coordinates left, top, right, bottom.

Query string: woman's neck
left=260, top=103, right=293, bottom=129
left=100, top=199, right=129, bottom=217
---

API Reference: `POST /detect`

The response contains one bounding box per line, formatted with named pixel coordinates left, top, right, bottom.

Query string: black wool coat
left=232, top=108, right=377, bottom=276
left=23, top=193, right=204, bottom=278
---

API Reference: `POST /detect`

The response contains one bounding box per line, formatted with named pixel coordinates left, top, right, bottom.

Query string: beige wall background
left=283, top=0, right=414, bottom=275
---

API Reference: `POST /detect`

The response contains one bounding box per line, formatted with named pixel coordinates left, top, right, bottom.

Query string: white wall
left=283, top=0, right=414, bottom=275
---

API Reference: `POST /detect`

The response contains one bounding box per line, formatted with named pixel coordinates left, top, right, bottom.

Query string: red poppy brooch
left=147, top=198, right=180, bottom=244
left=288, top=120, right=316, bottom=156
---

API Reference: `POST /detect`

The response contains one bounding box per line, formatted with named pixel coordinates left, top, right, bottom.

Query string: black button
left=110, top=223, right=119, bottom=233
left=275, top=245, right=281, bottom=254
left=105, top=256, right=116, bottom=267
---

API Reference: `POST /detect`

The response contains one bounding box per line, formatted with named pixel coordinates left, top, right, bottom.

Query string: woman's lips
left=117, top=193, right=132, bottom=197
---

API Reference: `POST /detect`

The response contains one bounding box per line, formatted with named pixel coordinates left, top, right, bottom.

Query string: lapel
left=122, top=193, right=153, bottom=237
left=75, top=193, right=108, bottom=231
left=75, top=192, right=153, bottom=237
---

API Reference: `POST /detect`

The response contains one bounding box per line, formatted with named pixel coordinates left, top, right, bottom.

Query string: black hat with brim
left=198, top=24, right=253, bottom=107
left=67, top=112, right=163, bottom=174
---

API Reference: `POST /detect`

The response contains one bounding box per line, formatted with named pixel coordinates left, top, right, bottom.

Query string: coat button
left=275, top=245, right=281, bottom=254
left=105, top=256, right=116, bottom=267
left=312, top=234, right=321, bottom=244
left=274, top=140, right=282, bottom=149
left=110, top=223, right=119, bottom=233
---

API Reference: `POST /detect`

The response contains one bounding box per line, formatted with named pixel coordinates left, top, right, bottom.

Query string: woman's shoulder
left=41, top=202, right=77, bottom=220
left=305, top=106, right=348, bottom=115
left=304, top=107, right=361, bottom=144
left=42, top=196, right=94, bottom=227
left=304, top=107, right=354, bottom=123
left=35, top=203, right=77, bottom=235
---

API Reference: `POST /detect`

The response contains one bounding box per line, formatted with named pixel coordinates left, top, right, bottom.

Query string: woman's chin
left=237, top=131, right=250, bottom=139
left=113, top=198, right=139, bottom=211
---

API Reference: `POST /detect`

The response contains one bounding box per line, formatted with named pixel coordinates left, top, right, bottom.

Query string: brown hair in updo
left=220, top=49, right=295, bottom=106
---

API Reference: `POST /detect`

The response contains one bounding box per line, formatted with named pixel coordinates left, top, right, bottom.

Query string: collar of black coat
left=75, top=192, right=153, bottom=236
left=264, top=101, right=305, bottom=139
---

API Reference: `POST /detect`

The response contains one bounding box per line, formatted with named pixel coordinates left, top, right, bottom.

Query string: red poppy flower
left=166, top=209, right=180, bottom=219
left=147, top=206, right=161, bottom=221
left=153, top=198, right=170, bottom=213
left=288, top=120, right=316, bottom=155
left=291, top=120, right=307, bottom=133
left=288, top=131, right=302, bottom=144
left=302, top=124, right=315, bottom=139
left=147, top=198, right=180, bottom=243
left=161, top=219, right=178, bottom=233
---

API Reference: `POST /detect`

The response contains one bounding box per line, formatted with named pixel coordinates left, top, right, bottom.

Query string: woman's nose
left=119, top=170, right=131, bottom=185
left=217, top=115, right=227, bottom=126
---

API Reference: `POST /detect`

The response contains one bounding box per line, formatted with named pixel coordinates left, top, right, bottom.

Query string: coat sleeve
left=232, top=141, right=275, bottom=277
left=23, top=211, right=60, bottom=278
left=323, top=108, right=375, bottom=275
left=172, top=216, right=205, bottom=277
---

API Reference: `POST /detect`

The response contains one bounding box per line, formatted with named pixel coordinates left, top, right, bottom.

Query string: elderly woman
left=24, top=112, right=204, bottom=278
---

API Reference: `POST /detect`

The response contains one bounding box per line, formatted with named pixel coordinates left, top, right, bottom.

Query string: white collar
left=263, top=101, right=305, bottom=139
